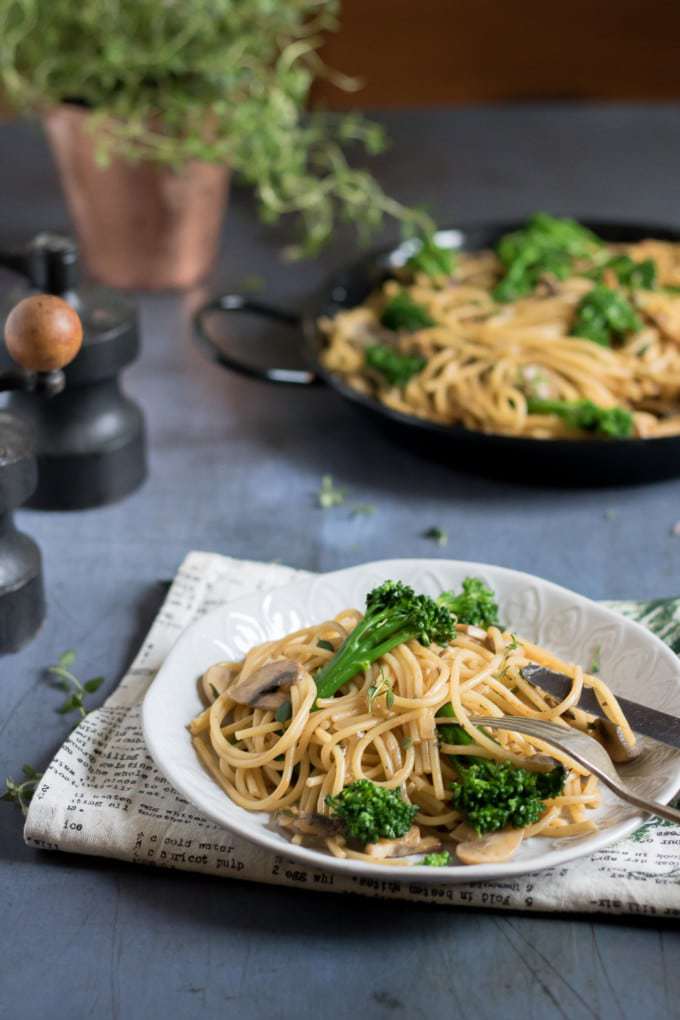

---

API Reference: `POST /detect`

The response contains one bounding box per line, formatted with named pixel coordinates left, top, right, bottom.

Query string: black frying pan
left=193, top=221, right=680, bottom=486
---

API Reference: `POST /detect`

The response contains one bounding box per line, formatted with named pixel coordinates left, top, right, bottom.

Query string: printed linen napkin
left=24, top=551, right=680, bottom=917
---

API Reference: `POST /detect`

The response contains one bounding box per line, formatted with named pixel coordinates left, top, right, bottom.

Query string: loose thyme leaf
left=351, top=503, right=377, bottom=518
left=589, top=645, right=601, bottom=674
left=422, top=526, right=448, bottom=547
left=275, top=702, right=292, bottom=723
left=83, top=677, right=104, bottom=694
left=209, top=682, right=220, bottom=701
left=2, top=770, right=43, bottom=815
left=317, top=475, right=345, bottom=509
left=318, top=639, right=335, bottom=652
left=58, top=650, right=76, bottom=669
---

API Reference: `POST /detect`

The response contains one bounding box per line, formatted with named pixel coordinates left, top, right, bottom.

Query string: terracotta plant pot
left=44, top=105, right=229, bottom=290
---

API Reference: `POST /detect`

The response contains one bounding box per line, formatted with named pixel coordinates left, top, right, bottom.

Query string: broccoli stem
left=315, top=611, right=421, bottom=700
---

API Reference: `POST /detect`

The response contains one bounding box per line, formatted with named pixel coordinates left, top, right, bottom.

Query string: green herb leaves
left=317, top=475, right=346, bottom=509
left=380, top=291, right=435, bottom=332
left=493, top=213, right=602, bottom=303
left=365, top=345, right=426, bottom=387
left=571, top=284, right=642, bottom=347
left=2, top=765, right=43, bottom=815
left=526, top=397, right=633, bottom=438
left=422, top=526, right=448, bottom=547
left=367, top=668, right=395, bottom=712
left=48, top=650, right=105, bottom=719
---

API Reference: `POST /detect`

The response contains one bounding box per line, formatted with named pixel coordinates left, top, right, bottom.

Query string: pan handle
left=193, top=294, right=318, bottom=386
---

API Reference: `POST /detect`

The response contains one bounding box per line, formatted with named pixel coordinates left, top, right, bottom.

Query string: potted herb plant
left=0, top=0, right=426, bottom=290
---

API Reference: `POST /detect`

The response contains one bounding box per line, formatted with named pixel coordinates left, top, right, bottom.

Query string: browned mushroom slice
left=456, top=828, right=523, bottom=865
left=201, top=663, right=234, bottom=703
left=455, top=623, right=489, bottom=643
left=365, top=825, right=443, bottom=860
left=513, top=753, right=561, bottom=774
left=590, top=717, right=641, bottom=764
left=276, top=811, right=341, bottom=839
left=228, top=659, right=303, bottom=709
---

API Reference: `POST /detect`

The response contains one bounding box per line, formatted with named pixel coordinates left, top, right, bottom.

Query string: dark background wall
left=314, top=0, right=680, bottom=106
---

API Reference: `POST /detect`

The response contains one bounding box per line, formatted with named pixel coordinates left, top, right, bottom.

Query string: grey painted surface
left=1, top=106, right=680, bottom=1020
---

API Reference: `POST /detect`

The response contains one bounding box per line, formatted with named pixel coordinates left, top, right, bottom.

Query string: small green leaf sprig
left=3, top=651, right=106, bottom=815
left=48, top=650, right=105, bottom=718
left=2, top=765, right=43, bottom=815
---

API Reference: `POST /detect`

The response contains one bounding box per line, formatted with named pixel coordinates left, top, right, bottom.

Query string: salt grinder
left=0, top=294, right=83, bottom=652
left=0, top=234, right=146, bottom=509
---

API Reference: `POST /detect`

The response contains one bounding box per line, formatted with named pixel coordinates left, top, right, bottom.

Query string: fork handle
left=596, top=781, right=680, bottom=825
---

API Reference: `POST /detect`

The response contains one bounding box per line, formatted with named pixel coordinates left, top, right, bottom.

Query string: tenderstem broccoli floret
left=437, top=577, right=499, bottom=629
left=436, top=703, right=566, bottom=834
left=325, top=779, right=418, bottom=844
left=526, top=397, right=633, bottom=438
left=314, top=580, right=455, bottom=701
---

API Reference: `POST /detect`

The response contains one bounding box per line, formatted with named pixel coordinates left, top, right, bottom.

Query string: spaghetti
left=189, top=592, right=633, bottom=866
left=320, top=227, right=680, bottom=439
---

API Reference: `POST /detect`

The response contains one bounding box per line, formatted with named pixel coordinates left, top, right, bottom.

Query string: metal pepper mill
left=0, top=233, right=146, bottom=509
left=0, top=294, right=83, bottom=652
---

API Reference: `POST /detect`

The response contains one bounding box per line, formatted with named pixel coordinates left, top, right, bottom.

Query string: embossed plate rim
left=143, top=559, right=680, bottom=883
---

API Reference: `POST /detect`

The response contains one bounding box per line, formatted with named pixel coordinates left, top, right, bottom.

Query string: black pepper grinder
left=0, top=294, right=83, bottom=652
left=0, top=233, right=146, bottom=509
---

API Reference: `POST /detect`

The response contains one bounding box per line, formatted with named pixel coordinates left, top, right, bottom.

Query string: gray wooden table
left=2, top=106, right=680, bottom=1020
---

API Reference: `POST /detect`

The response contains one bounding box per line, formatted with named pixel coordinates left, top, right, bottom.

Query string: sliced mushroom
left=455, top=623, right=489, bottom=643
left=513, top=753, right=561, bottom=774
left=450, top=822, right=477, bottom=842
left=201, top=663, right=234, bottom=704
left=365, top=825, right=442, bottom=860
left=456, top=828, right=523, bottom=865
left=276, top=811, right=341, bottom=839
left=591, top=717, right=641, bottom=764
left=228, top=659, right=303, bottom=709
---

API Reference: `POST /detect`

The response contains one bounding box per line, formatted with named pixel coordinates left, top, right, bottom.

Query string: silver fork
left=469, top=715, right=680, bottom=824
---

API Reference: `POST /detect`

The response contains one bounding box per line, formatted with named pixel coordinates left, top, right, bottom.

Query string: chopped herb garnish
left=380, top=291, right=435, bottom=332
left=589, top=645, right=601, bottom=674
left=422, top=526, right=448, bottom=547
left=318, top=639, right=335, bottom=652
left=423, top=850, right=451, bottom=867
left=209, top=682, right=220, bottom=701
left=317, top=474, right=345, bottom=509
left=400, top=736, right=413, bottom=750
left=571, top=284, right=641, bottom=347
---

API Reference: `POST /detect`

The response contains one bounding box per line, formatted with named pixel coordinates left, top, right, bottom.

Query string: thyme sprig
left=48, top=650, right=105, bottom=718
left=2, top=765, right=43, bottom=815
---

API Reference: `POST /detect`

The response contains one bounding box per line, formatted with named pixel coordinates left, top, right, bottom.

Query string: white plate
left=143, top=559, right=680, bottom=882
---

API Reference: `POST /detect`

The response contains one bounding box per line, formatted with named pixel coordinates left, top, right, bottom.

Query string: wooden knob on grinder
left=4, top=294, right=83, bottom=373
